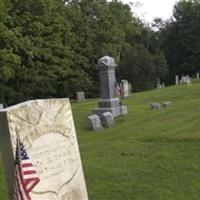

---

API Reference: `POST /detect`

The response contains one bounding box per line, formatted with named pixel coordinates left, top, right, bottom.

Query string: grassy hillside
left=1, top=81, right=200, bottom=199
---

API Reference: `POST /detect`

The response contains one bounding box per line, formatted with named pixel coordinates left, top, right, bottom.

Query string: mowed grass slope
left=1, top=81, right=200, bottom=199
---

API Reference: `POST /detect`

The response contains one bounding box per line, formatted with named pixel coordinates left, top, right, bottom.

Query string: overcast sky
left=117, top=0, right=179, bottom=23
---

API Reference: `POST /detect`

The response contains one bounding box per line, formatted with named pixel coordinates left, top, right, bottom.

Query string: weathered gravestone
left=88, top=114, right=103, bottom=131
left=150, top=103, right=161, bottom=110
left=163, top=101, right=172, bottom=108
left=0, top=99, right=88, bottom=200
left=93, top=55, right=127, bottom=117
left=128, top=84, right=132, bottom=93
left=156, top=78, right=162, bottom=89
left=162, top=83, right=165, bottom=88
left=120, top=80, right=129, bottom=98
left=101, top=112, right=115, bottom=128
left=76, top=91, right=85, bottom=102
left=121, top=105, right=128, bottom=115
left=0, top=103, right=3, bottom=110
left=175, top=75, right=179, bottom=85
left=197, top=72, right=199, bottom=80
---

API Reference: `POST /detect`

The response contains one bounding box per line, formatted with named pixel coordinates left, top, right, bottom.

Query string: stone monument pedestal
left=93, top=55, right=127, bottom=118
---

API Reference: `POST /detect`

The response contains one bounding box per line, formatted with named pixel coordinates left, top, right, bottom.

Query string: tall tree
left=160, top=0, right=200, bottom=78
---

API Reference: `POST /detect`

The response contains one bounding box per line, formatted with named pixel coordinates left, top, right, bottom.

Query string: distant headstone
left=197, top=72, right=199, bottom=80
left=76, top=91, right=85, bottom=102
left=114, top=83, right=121, bottom=97
left=163, top=101, right=172, bottom=108
left=162, top=83, right=165, bottom=88
left=150, top=103, right=161, bottom=110
left=0, top=99, right=88, bottom=200
left=101, top=112, right=115, bottom=128
left=156, top=78, right=162, bottom=89
left=121, top=105, right=128, bottom=115
left=93, top=55, right=127, bottom=117
left=88, top=114, right=103, bottom=131
left=120, top=80, right=129, bottom=98
left=175, top=75, right=179, bottom=85
left=0, top=104, right=3, bottom=110
left=128, top=83, right=132, bottom=93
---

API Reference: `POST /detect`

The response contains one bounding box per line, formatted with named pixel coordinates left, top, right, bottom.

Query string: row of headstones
left=88, top=106, right=128, bottom=131
left=158, top=72, right=200, bottom=89
left=175, top=72, right=200, bottom=86
left=156, top=78, right=163, bottom=89
left=175, top=75, right=192, bottom=85
left=151, top=101, right=172, bottom=110
left=76, top=80, right=132, bottom=102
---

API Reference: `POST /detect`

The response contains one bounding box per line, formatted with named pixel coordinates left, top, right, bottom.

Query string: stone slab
left=88, top=114, right=103, bottom=131
left=121, top=105, right=128, bottom=115
left=0, top=99, right=88, bottom=200
left=101, top=112, right=115, bottom=128
left=0, top=104, right=3, bottom=110
left=163, top=101, right=172, bottom=108
left=76, top=91, right=85, bottom=102
left=120, top=80, right=129, bottom=98
left=150, top=103, right=161, bottom=110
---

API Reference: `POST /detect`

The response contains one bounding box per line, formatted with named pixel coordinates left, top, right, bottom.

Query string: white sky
left=117, top=0, right=179, bottom=23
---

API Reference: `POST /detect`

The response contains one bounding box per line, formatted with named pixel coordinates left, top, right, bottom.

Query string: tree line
left=0, top=0, right=199, bottom=105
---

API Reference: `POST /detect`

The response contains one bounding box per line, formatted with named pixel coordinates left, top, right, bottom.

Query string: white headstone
left=162, top=83, right=165, bottom=88
left=175, top=75, right=179, bottom=85
left=88, top=114, right=103, bottom=131
left=120, top=80, right=129, bottom=98
left=0, top=104, right=3, bottom=110
left=197, top=72, right=199, bottom=80
left=101, top=112, right=115, bottom=128
left=163, top=101, right=172, bottom=108
left=121, top=105, right=128, bottom=115
left=0, top=99, right=88, bottom=200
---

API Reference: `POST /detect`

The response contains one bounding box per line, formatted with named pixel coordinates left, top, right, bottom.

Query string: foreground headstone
left=93, top=55, right=127, bottom=117
left=150, top=103, right=161, bottom=110
left=0, top=99, right=88, bottom=200
left=101, top=112, right=115, bottom=128
left=76, top=91, right=85, bottom=102
left=163, top=101, right=172, bottom=108
left=120, top=80, right=129, bottom=98
left=88, top=114, right=103, bottom=131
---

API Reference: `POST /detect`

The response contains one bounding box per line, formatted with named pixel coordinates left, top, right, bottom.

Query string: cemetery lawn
left=1, top=81, right=200, bottom=200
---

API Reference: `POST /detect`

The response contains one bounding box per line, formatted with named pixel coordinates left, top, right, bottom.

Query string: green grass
left=1, top=81, right=200, bottom=199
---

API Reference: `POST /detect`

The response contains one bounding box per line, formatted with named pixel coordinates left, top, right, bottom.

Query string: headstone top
left=98, top=55, right=117, bottom=67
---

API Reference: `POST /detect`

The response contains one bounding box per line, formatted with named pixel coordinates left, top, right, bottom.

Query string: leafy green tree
left=160, top=0, right=200, bottom=78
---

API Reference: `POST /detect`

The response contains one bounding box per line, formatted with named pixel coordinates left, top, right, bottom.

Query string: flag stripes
left=14, top=139, right=40, bottom=200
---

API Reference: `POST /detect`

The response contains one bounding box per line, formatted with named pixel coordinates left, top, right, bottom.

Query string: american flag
left=14, top=139, right=40, bottom=200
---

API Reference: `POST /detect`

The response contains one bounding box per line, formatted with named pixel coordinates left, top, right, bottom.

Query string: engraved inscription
left=28, top=132, right=78, bottom=194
